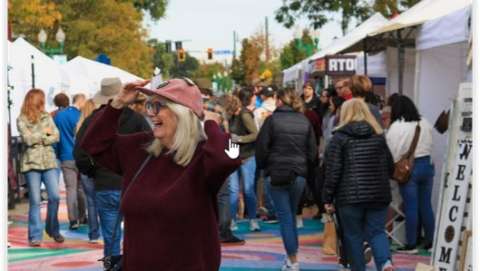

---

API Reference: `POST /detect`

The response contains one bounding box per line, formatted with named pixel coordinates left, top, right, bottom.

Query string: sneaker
left=88, top=239, right=99, bottom=244
left=29, top=240, right=41, bottom=247
left=382, top=260, right=394, bottom=271
left=69, top=221, right=79, bottom=230
left=363, top=243, right=372, bottom=263
left=296, top=216, right=304, bottom=229
left=281, top=258, right=300, bottom=271
left=230, top=220, right=238, bottom=231
left=262, top=214, right=279, bottom=224
left=220, top=236, right=245, bottom=246
left=249, top=219, right=261, bottom=232
left=397, top=245, right=418, bottom=254
left=51, top=234, right=65, bottom=243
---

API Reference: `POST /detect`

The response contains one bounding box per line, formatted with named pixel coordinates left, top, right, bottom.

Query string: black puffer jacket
left=322, top=121, right=393, bottom=207
left=256, top=106, right=317, bottom=178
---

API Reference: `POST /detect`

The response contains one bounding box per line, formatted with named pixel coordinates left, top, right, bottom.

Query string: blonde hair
left=76, top=99, right=96, bottom=133
left=337, top=98, right=383, bottom=135
left=146, top=102, right=206, bottom=166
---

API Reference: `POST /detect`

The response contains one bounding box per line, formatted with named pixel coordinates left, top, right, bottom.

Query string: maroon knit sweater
left=80, top=104, right=241, bottom=270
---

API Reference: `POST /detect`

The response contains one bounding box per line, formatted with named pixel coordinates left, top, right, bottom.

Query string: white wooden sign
left=433, top=83, right=472, bottom=271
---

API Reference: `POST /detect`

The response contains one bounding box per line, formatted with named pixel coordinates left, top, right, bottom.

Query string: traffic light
left=207, top=48, right=213, bottom=60
left=165, top=40, right=172, bottom=53
left=175, top=41, right=183, bottom=51
left=178, top=48, right=186, bottom=62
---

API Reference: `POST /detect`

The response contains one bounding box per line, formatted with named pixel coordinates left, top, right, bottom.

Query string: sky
left=143, top=0, right=344, bottom=64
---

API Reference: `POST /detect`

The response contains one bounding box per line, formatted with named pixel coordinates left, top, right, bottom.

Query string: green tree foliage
left=275, top=0, right=420, bottom=34
left=132, top=0, right=168, bottom=20
left=193, top=62, right=225, bottom=80
left=9, top=0, right=62, bottom=39
left=169, top=53, right=200, bottom=78
left=238, top=38, right=262, bottom=85
left=9, top=0, right=169, bottom=78
left=279, top=30, right=316, bottom=70
left=149, top=39, right=174, bottom=79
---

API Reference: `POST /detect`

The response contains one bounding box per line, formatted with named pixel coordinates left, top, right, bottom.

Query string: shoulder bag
left=100, top=154, right=152, bottom=271
left=392, top=123, right=421, bottom=184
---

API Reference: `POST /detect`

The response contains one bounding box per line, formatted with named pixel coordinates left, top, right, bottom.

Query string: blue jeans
left=229, top=157, right=257, bottom=220
left=80, top=174, right=100, bottom=240
left=400, top=156, right=435, bottom=246
left=96, top=190, right=122, bottom=257
left=338, top=205, right=391, bottom=271
left=217, top=179, right=234, bottom=240
left=24, top=169, right=60, bottom=241
left=266, top=176, right=305, bottom=256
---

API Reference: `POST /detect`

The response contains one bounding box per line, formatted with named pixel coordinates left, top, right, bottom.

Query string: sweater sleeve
left=236, top=112, right=258, bottom=143
left=42, top=116, right=60, bottom=145
left=202, top=120, right=242, bottom=189
left=322, top=134, right=343, bottom=204
left=79, top=104, right=124, bottom=175
left=255, top=116, right=273, bottom=170
left=17, top=117, right=43, bottom=147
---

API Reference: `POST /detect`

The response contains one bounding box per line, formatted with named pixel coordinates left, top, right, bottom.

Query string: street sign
left=214, top=50, right=232, bottom=55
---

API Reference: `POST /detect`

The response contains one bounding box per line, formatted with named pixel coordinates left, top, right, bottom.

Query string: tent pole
left=31, top=55, right=35, bottom=88
left=363, top=38, right=368, bottom=75
left=397, top=30, right=404, bottom=94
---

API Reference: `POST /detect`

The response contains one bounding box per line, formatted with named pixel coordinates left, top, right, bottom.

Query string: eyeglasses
left=145, top=100, right=167, bottom=115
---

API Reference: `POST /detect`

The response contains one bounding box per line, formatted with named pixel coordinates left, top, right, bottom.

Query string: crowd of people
left=14, top=74, right=436, bottom=271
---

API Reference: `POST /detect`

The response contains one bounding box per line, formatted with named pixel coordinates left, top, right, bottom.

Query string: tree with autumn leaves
left=9, top=0, right=168, bottom=78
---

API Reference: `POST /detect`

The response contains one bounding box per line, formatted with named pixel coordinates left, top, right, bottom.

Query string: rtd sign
left=326, top=56, right=356, bottom=76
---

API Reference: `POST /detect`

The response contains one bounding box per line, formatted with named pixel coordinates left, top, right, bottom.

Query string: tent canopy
left=370, top=0, right=472, bottom=36
left=308, top=13, right=389, bottom=61
left=62, top=56, right=142, bottom=94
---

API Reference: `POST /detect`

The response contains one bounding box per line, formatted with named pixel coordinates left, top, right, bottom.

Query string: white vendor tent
left=308, top=13, right=389, bottom=61
left=8, top=38, right=65, bottom=135
left=282, top=13, right=389, bottom=87
left=370, top=0, right=472, bottom=36
left=413, top=6, right=471, bottom=209
left=62, top=56, right=142, bottom=95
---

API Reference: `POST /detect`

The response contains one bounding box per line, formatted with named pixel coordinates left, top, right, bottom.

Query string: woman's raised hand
left=111, top=80, right=149, bottom=109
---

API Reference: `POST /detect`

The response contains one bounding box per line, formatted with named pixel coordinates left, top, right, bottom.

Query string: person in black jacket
left=323, top=98, right=394, bottom=271
left=74, top=78, right=151, bottom=261
left=256, top=88, right=316, bottom=271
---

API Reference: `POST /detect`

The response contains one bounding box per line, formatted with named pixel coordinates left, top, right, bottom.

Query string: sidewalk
left=8, top=195, right=430, bottom=270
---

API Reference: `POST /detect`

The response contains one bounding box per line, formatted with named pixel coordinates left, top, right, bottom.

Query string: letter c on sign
left=449, top=206, right=459, bottom=222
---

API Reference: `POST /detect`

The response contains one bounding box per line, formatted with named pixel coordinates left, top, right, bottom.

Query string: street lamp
left=55, top=27, right=65, bottom=52
left=37, top=27, right=66, bottom=56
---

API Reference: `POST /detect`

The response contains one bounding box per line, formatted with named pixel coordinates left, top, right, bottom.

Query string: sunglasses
left=145, top=100, right=168, bottom=115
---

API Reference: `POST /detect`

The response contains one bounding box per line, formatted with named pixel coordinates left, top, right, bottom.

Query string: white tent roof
left=63, top=56, right=142, bottom=93
left=416, top=6, right=471, bottom=50
left=308, top=13, right=389, bottom=61
left=8, top=38, right=65, bottom=135
left=369, top=0, right=472, bottom=36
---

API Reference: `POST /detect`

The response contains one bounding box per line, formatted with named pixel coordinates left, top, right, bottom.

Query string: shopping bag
left=322, top=214, right=337, bottom=255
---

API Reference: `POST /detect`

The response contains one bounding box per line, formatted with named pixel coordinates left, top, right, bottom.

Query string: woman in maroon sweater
left=80, top=78, right=241, bottom=270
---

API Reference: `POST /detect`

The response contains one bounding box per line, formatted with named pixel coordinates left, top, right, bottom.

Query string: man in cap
left=74, top=77, right=151, bottom=257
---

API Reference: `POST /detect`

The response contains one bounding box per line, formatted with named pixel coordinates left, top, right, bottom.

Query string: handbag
left=321, top=214, right=337, bottom=255
left=100, top=155, right=152, bottom=271
left=392, top=123, right=421, bottom=184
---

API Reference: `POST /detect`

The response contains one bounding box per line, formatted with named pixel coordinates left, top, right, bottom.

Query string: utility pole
left=233, top=31, right=237, bottom=59
left=265, top=17, right=270, bottom=62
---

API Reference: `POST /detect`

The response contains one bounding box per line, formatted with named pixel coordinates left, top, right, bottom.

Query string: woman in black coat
left=323, top=98, right=394, bottom=271
left=256, top=88, right=317, bottom=271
